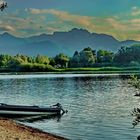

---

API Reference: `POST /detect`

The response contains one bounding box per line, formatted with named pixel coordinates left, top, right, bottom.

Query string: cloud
left=131, top=7, right=140, bottom=16
left=132, top=6, right=137, bottom=10
left=0, top=8, right=140, bottom=40
left=130, top=19, right=140, bottom=25
left=28, top=8, right=95, bottom=29
left=0, top=25, right=15, bottom=32
left=28, top=9, right=139, bottom=40
left=106, top=18, right=127, bottom=30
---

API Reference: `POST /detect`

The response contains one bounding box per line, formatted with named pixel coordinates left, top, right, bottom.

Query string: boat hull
left=0, top=104, right=61, bottom=118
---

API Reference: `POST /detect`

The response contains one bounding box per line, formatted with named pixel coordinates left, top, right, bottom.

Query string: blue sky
left=6, top=0, right=140, bottom=16
left=1, top=0, right=140, bottom=40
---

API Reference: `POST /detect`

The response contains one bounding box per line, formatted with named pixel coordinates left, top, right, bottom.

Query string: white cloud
left=131, top=7, right=140, bottom=16
left=132, top=6, right=137, bottom=10
left=28, top=8, right=96, bottom=30
left=0, top=25, right=15, bottom=32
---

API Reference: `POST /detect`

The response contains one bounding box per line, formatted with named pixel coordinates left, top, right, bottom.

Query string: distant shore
left=0, top=118, right=68, bottom=140
left=0, top=70, right=140, bottom=76
left=0, top=66, right=140, bottom=74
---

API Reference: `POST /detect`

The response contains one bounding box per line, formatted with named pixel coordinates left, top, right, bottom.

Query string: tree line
left=0, top=44, right=140, bottom=71
left=70, top=44, right=140, bottom=67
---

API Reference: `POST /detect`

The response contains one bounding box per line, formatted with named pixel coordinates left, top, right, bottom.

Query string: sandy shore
left=0, top=118, right=68, bottom=140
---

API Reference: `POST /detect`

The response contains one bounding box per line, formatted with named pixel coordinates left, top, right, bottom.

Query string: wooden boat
left=0, top=103, right=65, bottom=118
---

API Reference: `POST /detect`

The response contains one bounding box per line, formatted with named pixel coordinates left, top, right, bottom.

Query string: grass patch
left=56, top=66, right=140, bottom=72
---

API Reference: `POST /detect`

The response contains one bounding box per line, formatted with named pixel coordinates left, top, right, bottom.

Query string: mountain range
left=0, top=28, right=140, bottom=57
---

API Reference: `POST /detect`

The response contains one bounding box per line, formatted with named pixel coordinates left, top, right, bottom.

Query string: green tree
left=97, top=50, right=114, bottom=63
left=79, top=48, right=96, bottom=67
left=35, top=55, right=50, bottom=64
left=69, top=51, right=80, bottom=67
left=0, top=55, right=12, bottom=67
left=49, top=58, right=56, bottom=67
left=70, top=47, right=96, bottom=67
left=114, top=44, right=140, bottom=66
left=54, top=53, right=69, bottom=68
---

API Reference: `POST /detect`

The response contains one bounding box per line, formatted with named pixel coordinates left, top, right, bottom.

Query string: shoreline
left=0, top=118, right=68, bottom=140
left=0, top=66, right=140, bottom=74
left=0, top=70, right=140, bottom=75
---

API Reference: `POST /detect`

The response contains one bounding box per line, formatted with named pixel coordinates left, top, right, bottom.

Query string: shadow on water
left=16, top=114, right=63, bottom=123
left=0, top=113, right=64, bottom=123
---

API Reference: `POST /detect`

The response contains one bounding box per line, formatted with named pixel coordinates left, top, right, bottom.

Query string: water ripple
left=0, top=74, right=139, bottom=140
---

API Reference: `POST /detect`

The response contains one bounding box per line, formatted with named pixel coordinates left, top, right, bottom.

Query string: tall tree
left=35, top=55, right=50, bottom=65
left=54, top=53, right=69, bottom=68
left=70, top=47, right=96, bottom=67
left=114, top=45, right=140, bottom=65
left=97, top=50, right=114, bottom=63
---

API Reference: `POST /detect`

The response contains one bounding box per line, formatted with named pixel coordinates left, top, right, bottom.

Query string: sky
left=1, top=0, right=140, bottom=40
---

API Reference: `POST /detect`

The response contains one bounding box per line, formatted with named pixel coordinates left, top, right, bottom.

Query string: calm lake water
left=0, top=73, right=140, bottom=140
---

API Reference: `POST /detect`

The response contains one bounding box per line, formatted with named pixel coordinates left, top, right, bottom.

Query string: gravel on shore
left=0, top=118, right=68, bottom=140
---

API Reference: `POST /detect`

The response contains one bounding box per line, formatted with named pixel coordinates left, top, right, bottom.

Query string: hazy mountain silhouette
left=0, top=28, right=140, bottom=56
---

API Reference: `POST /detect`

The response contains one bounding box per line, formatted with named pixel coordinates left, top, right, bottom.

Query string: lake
left=0, top=73, right=139, bottom=140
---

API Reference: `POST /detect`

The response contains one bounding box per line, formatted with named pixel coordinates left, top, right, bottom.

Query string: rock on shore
left=0, top=118, right=68, bottom=140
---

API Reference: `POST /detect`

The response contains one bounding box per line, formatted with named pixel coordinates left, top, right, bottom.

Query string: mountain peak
left=65, top=28, right=92, bottom=37
left=1, top=32, right=24, bottom=40
left=53, top=28, right=91, bottom=36
left=1, top=32, right=13, bottom=37
left=70, top=28, right=91, bottom=34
